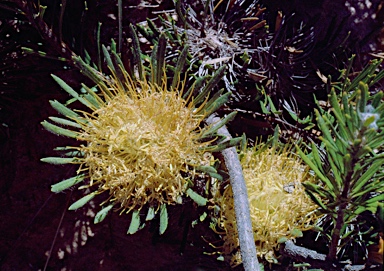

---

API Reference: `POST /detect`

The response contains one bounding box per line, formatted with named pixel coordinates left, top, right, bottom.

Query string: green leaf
left=49, top=117, right=82, bottom=128
left=193, top=65, right=226, bottom=106
left=296, top=146, right=335, bottom=191
left=145, top=206, right=156, bottom=221
left=129, top=24, right=144, bottom=81
left=202, top=91, right=232, bottom=117
left=351, top=159, right=384, bottom=195
left=290, top=228, right=303, bottom=238
left=186, top=188, right=208, bottom=206
left=94, top=204, right=114, bottom=224
left=195, top=165, right=217, bottom=174
left=171, top=45, right=189, bottom=91
left=127, top=210, right=141, bottom=234
left=201, top=111, right=237, bottom=138
left=304, top=188, right=328, bottom=211
left=41, top=157, right=77, bottom=164
left=199, top=212, right=207, bottom=222
left=68, top=192, right=97, bottom=210
left=155, top=32, right=167, bottom=86
left=159, top=204, right=168, bottom=235
left=204, top=137, right=242, bottom=152
left=41, top=121, right=79, bottom=138
left=51, top=174, right=85, bottom=192
left=51, top=74, right=94, bottom=109
left=49, top=100, right=87, bottom=125
left=277, top=237, right=288, bottom=244
left=365, top=193, right=384, bottom=205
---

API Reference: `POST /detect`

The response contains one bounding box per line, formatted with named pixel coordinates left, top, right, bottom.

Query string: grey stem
left=206, top=114, right=260, bottom=271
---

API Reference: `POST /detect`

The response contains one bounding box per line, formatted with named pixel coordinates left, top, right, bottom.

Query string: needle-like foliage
left=296, top=57, right=384, bottom=261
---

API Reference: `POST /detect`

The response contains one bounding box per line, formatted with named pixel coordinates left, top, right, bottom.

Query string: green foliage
left=297, top=58, right=384, bottom=260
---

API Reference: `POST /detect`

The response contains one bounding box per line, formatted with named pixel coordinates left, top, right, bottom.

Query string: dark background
left=0, top=0, right=383, bottom=270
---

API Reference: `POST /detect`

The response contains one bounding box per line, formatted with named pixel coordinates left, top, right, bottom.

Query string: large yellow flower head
left=42, top=37, right=240, bottom=232
left=213, top=143, right=319, bottom=266
left=76, top=79, right=206, bottom=211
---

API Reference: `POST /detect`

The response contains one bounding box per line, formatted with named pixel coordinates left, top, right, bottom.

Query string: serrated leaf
left=41, top=157, right=77, bottom=164
left=94, top=204, right=114, bottom=224
left=186, top=188, right=207, bottom=206
left=159, top=204, right=168, bottom=235
left=51, top=174, right=85, bottom=193
left=127, top=210, right=141, bottom=234
left=145, top=206, right=156, bottom=221
left=68, top=192, right=97, bottom=210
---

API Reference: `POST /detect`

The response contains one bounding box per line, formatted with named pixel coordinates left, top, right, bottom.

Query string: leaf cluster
left=297, top=57, right=384, bottom=260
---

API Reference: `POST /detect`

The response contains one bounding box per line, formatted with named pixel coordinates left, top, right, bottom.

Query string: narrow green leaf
left=94, top=204, right=114, bottom=224
left=50, top=100, right=79, bottom=118
left=290, top=228, right=303, bottom=238
left=51, top=174, right=85, bottom=192
left=358, top=81, right=368, bottom=112
left=351, top=159, right=384, bottom=195
left=68, top=192, right=97, bottom=210
left=195, top=165, right=217, bottom=174
left=171, top=45, right=189, bottom=90
left=41, top=157, right=77, bottom=164
left=304, top=189, right=328, bottom=211
left=186, top=188, right=208, bottom=206
left=155, top=33, right=167, bottom=86
left=127, top=210, right=141, bottom=234
left=183, top=76, right=206, bottom=100
left=297, top=147, right=335, bottom=190
left=203, top=91, right=232, bottom=116
left=277, top=237, right=288, bottom=244
left=102, top=45, right=114, bottom=71
left=201, top=111, right=237, bottom=138
left=311, top=142, right=324, bottom=171
left=41, top=121, right=78, bottom=138
left=145, top=206, right=156, bottom=221
left=129, top=24, right=144, bottom=81
left=204, top=137, right=242, bottom=152
left=51, top=74, right=94, bottom=109
left=49, top=117, right=81, bottom=128
left=193, top=65, right=226, bottom=106
left=364, top=193, right=384, bottom=205
left=159, top=204, right=168, bottom=235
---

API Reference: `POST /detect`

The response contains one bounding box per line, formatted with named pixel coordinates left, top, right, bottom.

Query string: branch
left=206, top=114, right=260, bottom=271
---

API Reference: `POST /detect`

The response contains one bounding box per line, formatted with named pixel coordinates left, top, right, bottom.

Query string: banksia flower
left=212, top=142, right=318, bottom=266
left=41, top=36, right=241, bottom=234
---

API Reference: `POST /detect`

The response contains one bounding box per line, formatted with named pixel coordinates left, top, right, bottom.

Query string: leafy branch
left=297, top=58, right=384, bottom=262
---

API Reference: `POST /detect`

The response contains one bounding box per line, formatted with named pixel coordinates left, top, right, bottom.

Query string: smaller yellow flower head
left=76, top=79, right=208, bottom=212
left=215, top=144, right=318, bottom=266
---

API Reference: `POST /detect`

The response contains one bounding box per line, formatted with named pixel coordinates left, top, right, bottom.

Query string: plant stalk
left=206, top=114, right=260, bottom=271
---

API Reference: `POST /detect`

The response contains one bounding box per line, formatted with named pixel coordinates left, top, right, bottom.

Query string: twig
left=206, top=114, right=260, bottom=271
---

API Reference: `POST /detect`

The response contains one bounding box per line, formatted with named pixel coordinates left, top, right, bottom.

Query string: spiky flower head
left=42, top=37, right=240, bottom=232
left=76, top=79, right=208, bottom=212
left=212, top=142, right=319, bottom=266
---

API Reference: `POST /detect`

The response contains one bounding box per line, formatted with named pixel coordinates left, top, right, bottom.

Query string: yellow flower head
left=213, top=143, right=319, bottom=266
left=76, top=79, right=207, bottom=212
